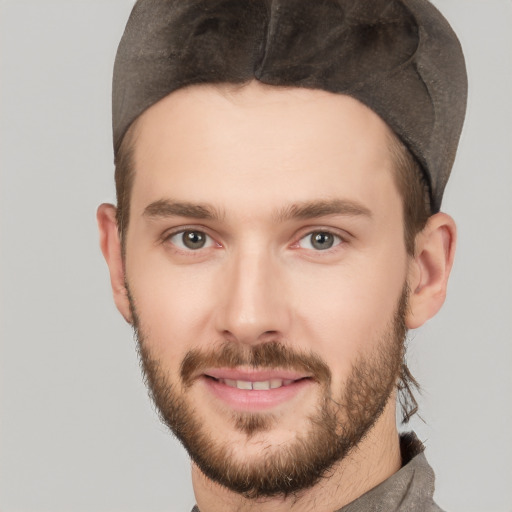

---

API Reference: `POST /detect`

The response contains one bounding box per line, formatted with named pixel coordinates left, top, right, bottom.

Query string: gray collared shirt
left=336, top=432, right=444, bottom=512
left=192, top=432, right=444, bottom=512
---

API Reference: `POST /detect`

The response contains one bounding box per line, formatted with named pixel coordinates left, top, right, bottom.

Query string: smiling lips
left=216, top=378, right=295, bottom=390
left=201, top=369, right=313, bottom=411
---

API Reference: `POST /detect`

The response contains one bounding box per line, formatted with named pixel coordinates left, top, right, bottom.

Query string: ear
left=96, top=203, right=133, bottom=324
left=406, top=212, right=457, bottom=329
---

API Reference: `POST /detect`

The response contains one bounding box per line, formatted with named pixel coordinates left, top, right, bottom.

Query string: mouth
left=209, top=377, right=297, bottom=390
left=200, top=369, right=314, bottom=411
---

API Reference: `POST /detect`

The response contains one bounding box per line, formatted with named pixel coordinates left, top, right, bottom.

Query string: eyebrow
left=142, top=198, right=372, bottom=223
left=273, top=199, right=372, bottom=222
left=143, top=199, right=225, bottom=221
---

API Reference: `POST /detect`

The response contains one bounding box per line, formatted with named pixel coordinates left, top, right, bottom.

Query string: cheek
left=291, top=253, right=407, bottom=378
left=126, top=256, right=219, bottom=360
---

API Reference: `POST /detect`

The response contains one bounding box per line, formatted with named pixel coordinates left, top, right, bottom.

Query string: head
left=98, top=0, right=466, bottom=501
left=112, top=94, right=430, bottom=423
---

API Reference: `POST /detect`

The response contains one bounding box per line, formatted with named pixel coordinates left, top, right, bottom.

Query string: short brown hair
left=388, top=133, right=432, bottom=255
left=114, top=123, right=136, bottom=247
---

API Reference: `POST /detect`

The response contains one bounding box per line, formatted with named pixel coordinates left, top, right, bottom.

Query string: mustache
left=180, top=341, right=332, bottom=388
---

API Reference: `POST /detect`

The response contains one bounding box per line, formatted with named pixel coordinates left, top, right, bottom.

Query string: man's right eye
left=167, top=230, right=216, bottom=251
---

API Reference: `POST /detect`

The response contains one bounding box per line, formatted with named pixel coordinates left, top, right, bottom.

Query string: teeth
left=218, top=378, right=294, bottom=390
left=252, top=381, right=271, bottom=390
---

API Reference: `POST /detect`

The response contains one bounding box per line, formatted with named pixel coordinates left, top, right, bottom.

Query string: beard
left=128, top=285, right=408, bottom=499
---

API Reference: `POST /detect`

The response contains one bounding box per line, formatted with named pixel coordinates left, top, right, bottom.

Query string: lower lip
left=202, top=376, right=313, bottom=412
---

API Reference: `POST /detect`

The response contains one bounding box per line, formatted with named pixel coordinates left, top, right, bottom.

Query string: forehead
left=129, top=82, right=400, bottom=218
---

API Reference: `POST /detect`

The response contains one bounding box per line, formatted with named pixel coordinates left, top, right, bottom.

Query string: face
left=123, top=83, right=411, bottom=497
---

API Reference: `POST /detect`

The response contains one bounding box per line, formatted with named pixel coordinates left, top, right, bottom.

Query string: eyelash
left=161, top=227, right=347, bottom=254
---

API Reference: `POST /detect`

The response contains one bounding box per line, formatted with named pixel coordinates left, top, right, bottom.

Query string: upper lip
left=203, top=368, right=311, bottom=382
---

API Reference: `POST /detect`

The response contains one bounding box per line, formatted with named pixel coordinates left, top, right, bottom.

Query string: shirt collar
left=337, top=432, right=442, bottom=512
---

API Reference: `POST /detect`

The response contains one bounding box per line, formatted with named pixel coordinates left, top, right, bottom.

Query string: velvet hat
left=113, top=0, right=467, bottom=212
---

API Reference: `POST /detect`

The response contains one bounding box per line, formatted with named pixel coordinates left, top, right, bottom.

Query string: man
left=97, top=0, right=467, bottom=510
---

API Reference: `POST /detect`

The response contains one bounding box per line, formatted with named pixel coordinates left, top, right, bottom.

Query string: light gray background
left=1, top=1, right=511, bottom=511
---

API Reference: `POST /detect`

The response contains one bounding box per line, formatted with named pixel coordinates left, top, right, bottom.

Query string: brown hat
left=113, top=0, right=467, bottom=212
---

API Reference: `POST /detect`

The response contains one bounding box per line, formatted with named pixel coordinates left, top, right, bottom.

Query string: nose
left=214, top=246, right=291, bottom=345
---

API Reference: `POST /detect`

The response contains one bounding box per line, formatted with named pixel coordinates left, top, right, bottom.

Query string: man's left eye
left=168, top=230, right=215, bottom=250
left=297, top=231, right=342, bottom=251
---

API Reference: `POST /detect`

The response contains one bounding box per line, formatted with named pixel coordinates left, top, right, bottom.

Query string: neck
left=191, top=398, right=401, bottom=512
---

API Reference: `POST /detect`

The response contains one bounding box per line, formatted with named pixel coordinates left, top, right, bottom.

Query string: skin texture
left=98, top=82, right=456, bottom=512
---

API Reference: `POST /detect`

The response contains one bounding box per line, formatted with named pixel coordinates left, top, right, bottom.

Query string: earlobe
left=406, top=213, right=457, bottom=329
left=96, top=204, right=133, bottom=324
